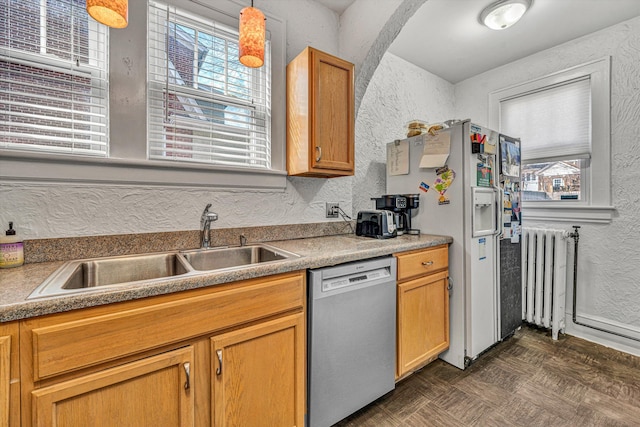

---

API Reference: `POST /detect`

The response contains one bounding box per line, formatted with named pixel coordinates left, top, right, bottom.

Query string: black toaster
left=355, top=210, right=397, bottom=239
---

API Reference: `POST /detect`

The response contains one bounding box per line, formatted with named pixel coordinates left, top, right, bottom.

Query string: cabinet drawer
left=396, top=245, right=448, bottom=282
left=26, top=272, right=304, bottom=381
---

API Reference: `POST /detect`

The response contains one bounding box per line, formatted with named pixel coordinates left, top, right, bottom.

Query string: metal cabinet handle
left=422, top=260, right=434, bottom=267
left=215, top=349, right=223, bottom=376
left=183, top=362, right=191, bottom=390
left=315, top=146, right=322, bottom=162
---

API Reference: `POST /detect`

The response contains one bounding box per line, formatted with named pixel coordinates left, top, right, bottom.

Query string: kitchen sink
left=28, top=252, right=192, bottom=299
left=28, top=244, right=299, bottom=299
left=181, top=244, right=299, bottom=271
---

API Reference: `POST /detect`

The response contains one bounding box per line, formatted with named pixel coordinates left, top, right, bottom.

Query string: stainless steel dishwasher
left=307, top=256, right=397, bottom=427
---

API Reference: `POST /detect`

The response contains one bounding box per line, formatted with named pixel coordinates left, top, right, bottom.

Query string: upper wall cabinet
left=287, top=47, right=355, bottom=178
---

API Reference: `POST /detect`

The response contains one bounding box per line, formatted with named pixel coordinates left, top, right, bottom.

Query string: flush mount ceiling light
left=480, top=0, right=531, bottom=30
left=239, top=0, right=266, bottom=68
left=86, top=0, right=128, bottom=29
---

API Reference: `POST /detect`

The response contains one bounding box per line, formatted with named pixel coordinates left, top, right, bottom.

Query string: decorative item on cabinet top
left=286, top=46, right=355, bottom=178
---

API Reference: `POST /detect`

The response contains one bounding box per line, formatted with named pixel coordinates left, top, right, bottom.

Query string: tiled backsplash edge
left=25, top=221, right=355, bottom=264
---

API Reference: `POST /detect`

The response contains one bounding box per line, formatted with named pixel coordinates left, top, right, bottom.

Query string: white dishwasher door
left=307, top=256, right=397, bottom=427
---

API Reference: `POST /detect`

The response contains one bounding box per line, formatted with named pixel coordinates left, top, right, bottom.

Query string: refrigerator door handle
left=496, top=188, right=504, bottom=237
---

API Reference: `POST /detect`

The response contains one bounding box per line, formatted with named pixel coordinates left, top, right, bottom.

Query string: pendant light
left=86, top=0, right=129, bottom=29
left=239, top=1, right=266, bottom=68
left=479, top=0, right=530, bottom=30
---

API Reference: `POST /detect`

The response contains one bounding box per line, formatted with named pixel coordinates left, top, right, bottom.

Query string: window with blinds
left=500, top=77, right=592, bottom=202
left=500, top=77, right=591, bottom=162
left=0, top=0, right=108, bottom=156
left=148, top=2, right=271, bottom=169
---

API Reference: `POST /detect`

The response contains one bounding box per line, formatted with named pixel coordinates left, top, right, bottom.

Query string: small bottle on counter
left=0, top=222, right=24, bottom=269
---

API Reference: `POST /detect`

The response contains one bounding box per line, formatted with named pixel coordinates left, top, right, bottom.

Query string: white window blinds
left=500, top=77, right=591, bottom=162
left=0, top=0, right=108, bottom=156
left=148, top=2, right=271, bottom=169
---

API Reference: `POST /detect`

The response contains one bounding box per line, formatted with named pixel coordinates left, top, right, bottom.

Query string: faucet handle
left=201, top=203, right=213, bottom=226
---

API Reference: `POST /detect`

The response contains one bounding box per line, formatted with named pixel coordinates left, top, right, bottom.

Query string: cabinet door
left=311, top=49, right=354, bottom=173
left=397, top=270, right=450, bottom=378
left=1, top=334, right=10, bottom=427
left=211, top=313, right=305, bottom=427
left=31, top=347, right=194, bottom=427
left=1, top=321, right=19, bottom=427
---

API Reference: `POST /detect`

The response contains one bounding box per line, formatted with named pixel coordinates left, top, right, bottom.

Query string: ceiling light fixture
left=239, top=0, right=266, bottom=68
left=480, top=0, right=531, bottom=30
left=86, top=0, right=128, bottom=29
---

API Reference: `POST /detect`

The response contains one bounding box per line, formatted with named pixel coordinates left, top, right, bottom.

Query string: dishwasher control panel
left=322, top=268, right=391, bottom=292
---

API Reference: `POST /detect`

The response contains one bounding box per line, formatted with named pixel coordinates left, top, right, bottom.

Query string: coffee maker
left=371, top=194, right=420, bottom=235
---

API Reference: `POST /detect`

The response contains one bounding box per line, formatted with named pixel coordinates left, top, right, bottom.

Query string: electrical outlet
left=326, top=202, right=339, bottom=218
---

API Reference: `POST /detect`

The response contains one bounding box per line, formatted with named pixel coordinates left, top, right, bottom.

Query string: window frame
left=0, top=0, right=287, bottom=190
left=489, top=57, right=614, bottom=223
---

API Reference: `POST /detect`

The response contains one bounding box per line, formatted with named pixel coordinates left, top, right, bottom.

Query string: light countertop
left=0, top=233, right=452, bottom=322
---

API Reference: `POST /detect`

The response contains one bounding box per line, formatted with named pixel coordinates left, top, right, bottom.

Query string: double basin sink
left=28, top=244, right=299, bottom=299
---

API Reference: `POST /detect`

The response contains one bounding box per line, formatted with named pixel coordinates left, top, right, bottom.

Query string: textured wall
left=258, top=0, right=341, bottom=61
left=339, top=0, right=427, bottom=114
left=353, top=52, right=455, bottom=213
left=455, top=16, right=640, bottom=353
left=0, top=180, right=355, bottom=237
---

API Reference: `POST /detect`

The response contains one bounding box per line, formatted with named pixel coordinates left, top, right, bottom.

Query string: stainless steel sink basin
left=28, top=252, right=192, bottom=299
left=28, top=244, right=299, bottom=299
left=181, top=244, right=299, bottom=271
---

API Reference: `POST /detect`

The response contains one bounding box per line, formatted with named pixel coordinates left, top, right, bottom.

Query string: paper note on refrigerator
left=419, top=132, right=450, bottom=168
left=387, top=140, right=409, bottom=175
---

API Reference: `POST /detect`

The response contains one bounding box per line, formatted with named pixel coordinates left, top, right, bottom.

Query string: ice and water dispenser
left=472, top=187, right=497, bottom=237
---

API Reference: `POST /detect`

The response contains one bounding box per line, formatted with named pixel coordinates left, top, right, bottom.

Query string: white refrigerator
left=386, top=119, right=513, bottom=369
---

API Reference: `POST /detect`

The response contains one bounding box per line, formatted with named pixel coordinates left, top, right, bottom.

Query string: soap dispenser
left=0, top=222, right=24, bottom=268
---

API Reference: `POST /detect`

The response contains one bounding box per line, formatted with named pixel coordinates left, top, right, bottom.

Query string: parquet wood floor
left=333, top=325, right=640, bottom=426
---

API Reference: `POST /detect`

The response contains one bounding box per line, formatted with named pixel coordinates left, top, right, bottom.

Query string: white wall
left=340, top=0, right=427, bottom=114
left=353, top=52, right=455, bottom=212
left=258, top=0, right=340, bottom=62
left=455, top=16, right=640, bottom=355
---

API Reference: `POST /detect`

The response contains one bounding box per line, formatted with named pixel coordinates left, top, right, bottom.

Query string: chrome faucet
left=200, top=204, right=218, bottom=249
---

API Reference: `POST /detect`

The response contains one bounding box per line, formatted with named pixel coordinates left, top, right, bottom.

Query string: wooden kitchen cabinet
left=31, top=347, right=195, bottom=426
left=0, top=334, right=8, bottom=427
left=395, top=245, right=450, bottom=380
left=1, top=321, right=19, bottom=427
left=211, top=313, right=305, bottom=427
left=286, top=46, right=355, bottom=177
left=18, top=271, right=306, bottom=427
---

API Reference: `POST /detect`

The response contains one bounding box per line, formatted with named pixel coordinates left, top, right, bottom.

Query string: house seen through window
left=523, top=160, right=581, bottom=200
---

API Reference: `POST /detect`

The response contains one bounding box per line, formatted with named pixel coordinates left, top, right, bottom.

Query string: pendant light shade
left=239, top=5, right=266, bottom=68
left=86, top=0, right=128, bottom=29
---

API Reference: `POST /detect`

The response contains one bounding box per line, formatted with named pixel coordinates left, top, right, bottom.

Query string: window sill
left=521, top=202, right=615, bottom=224
left=0, top=150, right=287, bottom=190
